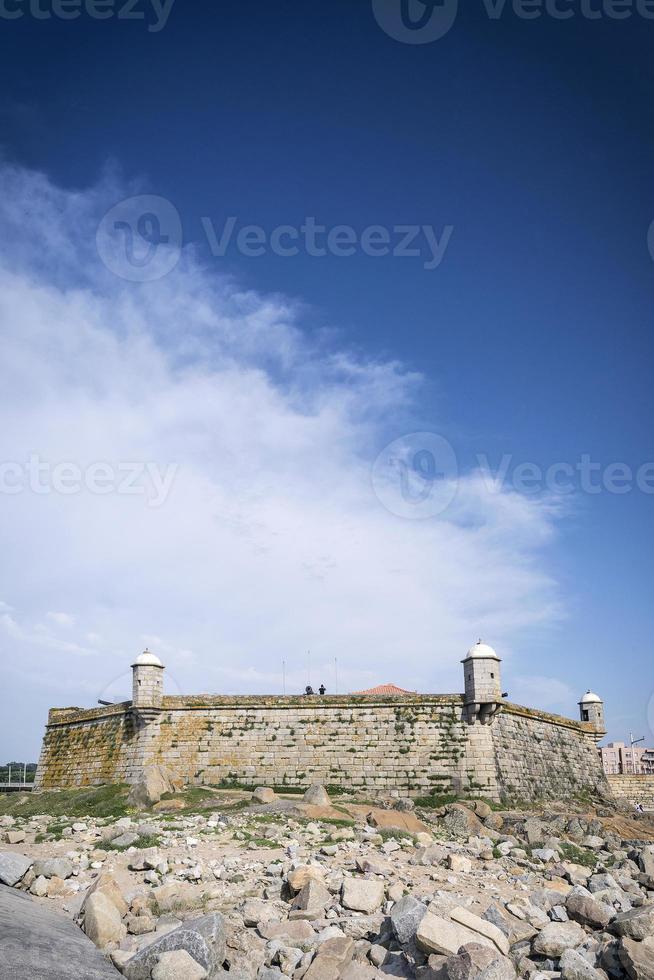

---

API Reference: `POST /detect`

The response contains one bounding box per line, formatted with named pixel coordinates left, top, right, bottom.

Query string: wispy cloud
left=0, top=162, right=565, bottom=757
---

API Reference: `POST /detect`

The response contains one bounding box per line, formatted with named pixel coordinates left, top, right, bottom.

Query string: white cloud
left=0, top=162, right=566, bottom=758
left=47, top=612, right=75, bottom=628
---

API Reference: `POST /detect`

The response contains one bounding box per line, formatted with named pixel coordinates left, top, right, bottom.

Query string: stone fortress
left=33, top=641, right=613, bottom=804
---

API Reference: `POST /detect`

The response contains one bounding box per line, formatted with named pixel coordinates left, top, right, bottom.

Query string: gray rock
left=390, top=894, right=428, bottom=945
left=0, top=851, right=33, bottom=887
left=446, top=942, right=516, bottom=980
left=303, top=784, right=330, bottom=806
left=639, top=846, right=654, bottom=880
left=559, top=948, right=607, bottom=980
left=0, top=883, right=121, bottom=978
left=151, top=949, right=208, bottom=979
left=394, top=798, right=415, bottom=812
left=618, top=936, right=654, bottom=980
left=532, top=921, right=586, bottom=958
left=110, top=832, right=139, bottom=849
left=524, top=818, right=545, bottom=846
left=566, top=891, right=615, bottom=930
left=444, top=806, right=484, bottom=838
left=252, top=787, right=276, bottom=804
left=292, top=879, right=332, bottom=916
left=128, top=765, right=179, bottom=809
left=123, top=913, right=227, bottom=980
left=341, top=878, right=385, bottom=914
left=83, top=892, right=126, bottom=949
left=611, top=906, right=654, bottom=941
left=33, top=857, right=74, bottom=880
left=588, top=874, right=619, bottom=894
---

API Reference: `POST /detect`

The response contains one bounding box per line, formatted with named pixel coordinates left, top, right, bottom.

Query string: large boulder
left=559, top=948, right=608, bottom=980
left=639, top=846, right=654, bottom=880
left=287, top=865, right=326, bottom=893
left=303, top=784, right=330, bottom=806
left=151, top=949, right=208, bottom=980
left=416, top=913, right=495, bottom=957
left=341, top=878, right=385, bottom=914
left=123, top=913, right=226, bottom=980
left=128, top=766, right=181, bottom=809
left=83, top=873, right=129, bottom=918
left=0, top=852, right=33, bottom=887
left=33, top=857, right=74, bottom=880
left=532, top=921, right=586, bottom=958
left=390, top=894, right=428, bottom=945
left=566, top=890, right=615, bottom=930
left=444, top=805, right=485, bottom=838
left=450, top=907, right=510, bottom=956
left=83, top=892, right=126, bottom=950
left=292, top=878, right=332, bottom=917
left=446, top=943, right=516, bottom=980
left=618, top=936, right=654, bottom=980
left=612, top=906, right=654, bottom=941
left=0, top=884, right=122, bottom=979
left=252, top=787, right=277, bottom=804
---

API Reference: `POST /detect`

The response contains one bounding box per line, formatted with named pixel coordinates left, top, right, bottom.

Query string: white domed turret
left=134, top=649, right=163, bottom=668
left=465, top=641, right=500, bottom=661
left=132, top=648, right=164, bottom=711
left=579, top=689, right=606, bottom=741
left=461, top=639, right=503, bottom=725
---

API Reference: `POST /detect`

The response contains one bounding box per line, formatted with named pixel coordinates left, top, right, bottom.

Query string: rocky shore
left=1, top=780, right=654, bottom=980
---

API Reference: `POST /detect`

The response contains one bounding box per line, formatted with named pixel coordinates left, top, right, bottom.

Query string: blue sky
left=0, top=1, right=653, bottom=759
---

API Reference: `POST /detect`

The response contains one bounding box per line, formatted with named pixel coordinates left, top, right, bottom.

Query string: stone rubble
left=1, top=788, right=654, bottom=980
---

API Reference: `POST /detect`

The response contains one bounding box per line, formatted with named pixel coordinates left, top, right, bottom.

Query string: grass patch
left=239, top=831, right=283, bottom=849
left=559, top=842, right=598, bottom=869
left=377, top=827, right=418, bottom=844
left=0, top=784, right=131, bottom=820
left=107, top=833, right=162, bottom=852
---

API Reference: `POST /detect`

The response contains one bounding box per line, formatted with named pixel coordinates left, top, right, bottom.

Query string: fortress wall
left=33, top=704, right=134, bottom=790
left=491, top=704, right=609, bottom=801
left=33, top=695, right=609, bottom=802
left=607, top=775, right=654, bottom=809
left=139, top=695, right=470, bottom=797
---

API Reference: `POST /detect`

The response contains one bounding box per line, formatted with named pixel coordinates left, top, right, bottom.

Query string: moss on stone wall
left=34, top=693, right=607, bottom=802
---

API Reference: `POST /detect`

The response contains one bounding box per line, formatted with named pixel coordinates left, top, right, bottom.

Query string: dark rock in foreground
left=0, top=883, right=121, bottom=979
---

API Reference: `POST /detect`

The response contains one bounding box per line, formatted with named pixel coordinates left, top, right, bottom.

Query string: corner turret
left=131, top=649, right=164, bottom=717
left=578, top=689, right=606, bottom=743
left=462, top=639, right=503, bottom=724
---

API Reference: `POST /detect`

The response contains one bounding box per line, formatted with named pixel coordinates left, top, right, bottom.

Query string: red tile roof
left=355, top=683, right=416, bottom=696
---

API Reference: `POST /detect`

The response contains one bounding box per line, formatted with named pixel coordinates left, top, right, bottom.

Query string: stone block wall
left=135, top=695, right=471, bottom=798
left=33, top=704, right=134, bottom=790
left=492, top=704, right=609, bottom=801
left=33, top=694, right=610, bottom=802
left=607, top=775, right=654, bottom=809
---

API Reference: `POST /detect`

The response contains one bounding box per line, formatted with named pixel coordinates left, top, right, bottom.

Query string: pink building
left=600, top=742, right=654, bottom=775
